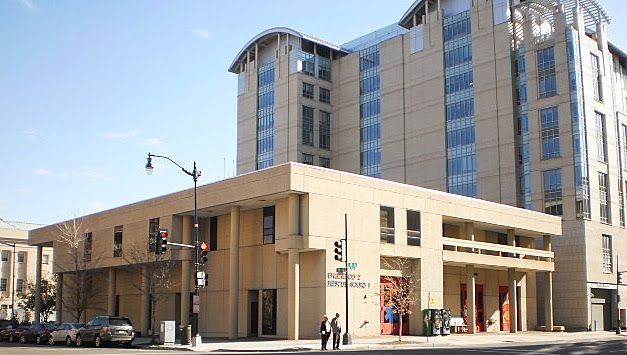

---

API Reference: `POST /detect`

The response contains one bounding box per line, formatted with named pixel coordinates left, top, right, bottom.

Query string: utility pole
left=342, top=214, right=352, bottom=345
left=617, top=255, right=622, bottom=335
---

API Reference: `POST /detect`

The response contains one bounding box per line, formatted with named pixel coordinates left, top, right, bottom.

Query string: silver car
left=48, top=323, right=84, bottom=346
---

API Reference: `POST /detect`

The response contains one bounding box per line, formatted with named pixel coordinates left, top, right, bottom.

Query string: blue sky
left=1, top=0, right=625, bottom=225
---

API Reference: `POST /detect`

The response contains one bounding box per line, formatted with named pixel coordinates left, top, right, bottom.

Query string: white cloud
left=190, top=29, right=213, bottom=40
left=32, top=167, right=50, bottom=175
left=20, top=0, right=34, bottom=10
left=138, top=138, right=164, bottom=146
left=102, top=130, right=138, bottom=139
left=24, top=128, right=39, bottom=140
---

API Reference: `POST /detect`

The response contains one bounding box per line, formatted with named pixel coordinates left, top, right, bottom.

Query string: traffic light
left=619, top=272, right=624, bottom=285
left=334, top=240, right=343, bottom=261
left=155, top=228, right=168, bottom=255
left=200, top=241, right=209, bottom=264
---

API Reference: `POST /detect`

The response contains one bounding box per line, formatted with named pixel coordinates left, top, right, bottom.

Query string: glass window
left=319, top=110, right=331, bottom=150
left=537, top=47, right=557, bottom=98
left=17, top=252, right=24, bottom=263
left=540, top=106, right=560, bottom=159
left=16, top=279, right=23, bottom=293
left=301, top=153, right=314, bottom=165
left=1, top=251, right=7, bottom=262
left=301, top=51, right=315, bottom=77
left=263, top=206, right=275, bottom=244
left=0, top=279, right=6, bottom=292
left=599, top=172, right=610, bottom=224
left=262, top=289, right=277, bottom=335
left=209, top=216, right=218, bottom=251
left=148, top=218, right=159, bottom=252
left=319, top=157, right=331, bottom=168
left=596, top=112, right=607, bottom=162
left=360, top=45, right=381, bottom=178
left=42, top=254, right=49, bottom=265
left=318, top=57, right=331, bottom=81
left=302, top=82, right=314, bottom=99
left=407, top=210, right=421, bottom=246
left=543, top=169, right=563, bottom=216
left=602, top=234, right=612, bottom=273
left=445, top=71, right=473, bottom=94
left=619, top=179, right=625, bottom=228
left=380, top=206, right=395, bottom=243
left=591, top=53, right=603, bottom=101
left=302, top=106, right=314, bottom=146
left=257, top=62, right=275, bottom=170
left=319, top=87, right=330, bottom=104
left=84, top=232, right=92, bottom=262
left=114, top=225, right=123, bottom=257
left=443, top=15, right=471, bottom=42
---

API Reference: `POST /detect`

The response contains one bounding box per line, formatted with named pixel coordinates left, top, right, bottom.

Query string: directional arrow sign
left=336, top=267, right=347, bottom=273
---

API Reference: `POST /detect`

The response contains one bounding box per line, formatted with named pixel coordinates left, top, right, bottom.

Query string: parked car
left=76, top=316, right=134, bottom=348
left=19, top=323, right=57, bottom=344
left=0, top=324, right=29, bottom=342
left=49, top=323, right=84, bottom=346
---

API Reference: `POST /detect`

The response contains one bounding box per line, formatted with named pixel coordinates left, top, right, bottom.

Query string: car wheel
left=49, top=335, right=55, bottom=345
left=66, top=336, right=72, bottom=346
left=94, top=334, right=101, bottom=348
left=75, top=334, right=82, bottom=347
left=20, top=335, right=26, bottom=344
left=36, top=335, right=41, bottom=344
left=123, top=341, right=132, bottom=348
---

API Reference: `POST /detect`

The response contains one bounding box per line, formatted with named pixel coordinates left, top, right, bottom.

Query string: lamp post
left=145, top=152, right=202, bottom=346
left=0, top=241, right=16, bottom=321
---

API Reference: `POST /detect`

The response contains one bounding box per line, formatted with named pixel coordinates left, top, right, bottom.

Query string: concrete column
left=466, top=265, right=476, bottom=334
left=465, top=222, right=474, bottom=241
left=107, top=269, right=116, bottom=315
left=34, top=245, right=43, bottom=323
left=507, top=229, right=515, bottom=247
left=288, top=249, right=300, bottom=340
left=141, top=264, right=150, bottom=335
left=544, top=271, right=554, bottom=332
left=181, top=216, right=193, bottom=329
left=287, top=194, right=300, bottom=236
left=55, top=273, right=63, bottom=325
left=509, top=268, right=518, bottom=333
left=229, top=206, right=241, bottom=339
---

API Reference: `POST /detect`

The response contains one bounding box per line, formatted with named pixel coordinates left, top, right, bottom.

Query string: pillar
left=34, top=245, right=43, bottom=323
left=141, top=264, right=150, bottom=335
left=507, top=229, right=515, bottom=247
left=543, top=236, right=553, bottom=331
left=107, top=269, right=116, bottom=315
left=55, top=273, right=63, bottom=324
left=229, top=205, right=241, bottom=339
left=466, top=265, right=476, bottom=334
left=288, top=249, right=300, bottom=340
left=465, top=222, right=474, bottom=242
left=509, top=268, right=518, bottom=333
left=181, top=216, right=193, bottom=329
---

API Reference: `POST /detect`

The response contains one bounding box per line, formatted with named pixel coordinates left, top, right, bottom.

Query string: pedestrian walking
left=331, top=313, right=342, bottom=350
left=320, top=315, right=331, bottom=350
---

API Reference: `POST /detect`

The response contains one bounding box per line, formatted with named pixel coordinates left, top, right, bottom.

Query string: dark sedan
left=0, top=325, right=29, bottom=342
left=19, top=323, right=56, bottom=344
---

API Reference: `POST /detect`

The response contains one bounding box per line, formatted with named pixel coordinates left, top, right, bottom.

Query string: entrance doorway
left=248, top=290, right=259, bottom=337
left=380, top=276, right=409, bottom=335
left=461, top=283, right=484, bottom=332
left=499, top=286, right=510, bottom=331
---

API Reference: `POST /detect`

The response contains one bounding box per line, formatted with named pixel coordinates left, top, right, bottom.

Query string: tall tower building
left=230, top=0, right=627, bottom=331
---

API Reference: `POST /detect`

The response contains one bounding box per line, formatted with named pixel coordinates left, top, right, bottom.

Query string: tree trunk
left=399, top=315, right=403, bottom=342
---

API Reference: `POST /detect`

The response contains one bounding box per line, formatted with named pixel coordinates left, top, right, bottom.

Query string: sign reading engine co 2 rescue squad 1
left=326, top=272, right=370, bottom=289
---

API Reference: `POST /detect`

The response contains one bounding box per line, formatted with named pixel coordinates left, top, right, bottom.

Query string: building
left=0, top=219, right=53, bottom=322
left=229, top=0, right=627, bottom=331
left=29, top=163, right=561, bottom=338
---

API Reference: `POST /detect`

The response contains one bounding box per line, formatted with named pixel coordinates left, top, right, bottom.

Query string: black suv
left=76, top=316, right=134, bottom=348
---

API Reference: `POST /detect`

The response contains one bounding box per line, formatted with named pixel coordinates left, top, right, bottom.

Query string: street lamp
left=0, top=241, right=17, bottom=321
left=145, top=152, right=202, bottom=346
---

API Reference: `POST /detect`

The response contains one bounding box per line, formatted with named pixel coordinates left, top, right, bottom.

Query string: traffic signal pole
left=342, top=214, right=352, bottom=345
left=617, top=255, right=621, bottom=335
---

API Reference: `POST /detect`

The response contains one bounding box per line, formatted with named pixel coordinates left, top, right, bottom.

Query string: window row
left=380, top=207, right=421, bottom=246
left=445, top=71, right=473, bottom=94
left=443, top=15, right=471, bottom=42
left=444, top=44, right=472, bottom=67
left=302, top=82, right=331, bottom=104
left=301, top=106, right=331, bottom=150
left=301, top=153, right=331, bottom=168
left=0, top=251, right=29, bottom=263
left=537, top=47, right=556, bottom=98
left=0, top=278, right=25, bottom=293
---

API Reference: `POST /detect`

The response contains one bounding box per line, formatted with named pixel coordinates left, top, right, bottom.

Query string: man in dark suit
left=319, top=315, right=331, bottom=350
left=331, top=313, right=342, bottom=350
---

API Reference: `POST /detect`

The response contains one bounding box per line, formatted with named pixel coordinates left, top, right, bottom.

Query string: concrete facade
left=29, top=163, right=560, bottom=338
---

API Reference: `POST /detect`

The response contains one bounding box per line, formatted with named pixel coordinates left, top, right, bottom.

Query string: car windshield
left=42, top=323, right=56, bottom=330
left=71, top=323, right=84, bottom=329
left=109, top=318, right=132, bottom=326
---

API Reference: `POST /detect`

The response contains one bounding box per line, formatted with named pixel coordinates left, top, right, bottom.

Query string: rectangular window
left=302, top=106, right=314, bottom=146
left=318, top=57, right=331, bottom=81
left=540, top=106, right=560, bottom=159
left=301, top=153, right=314, bottom=165
left=84, top=232, right=92, bottom=262
left=543, top=169, right=563, bottom=216
left=619, top=179, right=625, bottom=227
left=148, top=218, right=159, bottom=253
left=1, top=251, right=7, bottom=262
left=0, top=279, right=6, bottom=292
left=596, top=112, right=607, bottom=162
left=16, top=279, right=23, bottom=294
left=599, top=172, right=610, bottom=224
left=319, top=110, right=331, bottom=150
left=301, top=52, right=315, bottom=76
left=407, top=210, right=421, bottom=246
left=537, top=47, right=557, bottom=98
left=319, top=87, right=330, bottom=104
left=42, top=254, right=49, bottom=265
left=319, top=157, right=331, bottom=168
left=591, top=53, right=603, bottom=101
left=113, top=225, right=123, bottom=257
left=209, top=216, right=218, bottom=251
left=262, top=289, right=277, bottom=335
left=380, top=206, right=395, bottom=243
left=602, top=234, right=612, bottom=273
left=17, top=252, right=24, bottom=263
left=263, top=206, right=275, bottom=244
left=302, top=82, right=314, bottom=99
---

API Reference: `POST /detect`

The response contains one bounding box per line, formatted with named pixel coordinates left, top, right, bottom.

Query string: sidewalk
left=138, top=331, right=627, bottom=352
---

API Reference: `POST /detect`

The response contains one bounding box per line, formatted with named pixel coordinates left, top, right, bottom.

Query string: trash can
left=180, top=326, right=190, bottom=345
left=159, top=321, right=175, bottom=345
left=423, top=309, right=432, bottom=336
left=441, top=309, right=451, bottom=335
left=430, top=309, right=442, bottom=336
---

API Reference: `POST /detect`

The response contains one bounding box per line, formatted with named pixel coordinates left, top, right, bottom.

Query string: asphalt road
left=0, top=338, right=626, bottom=354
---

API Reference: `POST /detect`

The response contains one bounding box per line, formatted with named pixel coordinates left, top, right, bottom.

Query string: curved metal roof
left=398, top=0, right=427, bottom=29
left=228, top=27, right=348, bottom=74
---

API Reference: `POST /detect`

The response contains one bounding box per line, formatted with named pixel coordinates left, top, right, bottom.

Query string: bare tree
left=55, top=218, right=103, bottom=322
left=380, top=257, right=419, bottom=342
left=123, top=241, right=177, bottom=344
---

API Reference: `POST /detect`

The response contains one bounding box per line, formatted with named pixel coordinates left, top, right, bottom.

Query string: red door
left=499, top=286, right=510, bottom=331
left=460, top=284, right=484, bottom=332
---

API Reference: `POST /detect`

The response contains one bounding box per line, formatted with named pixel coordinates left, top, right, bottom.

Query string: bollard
left=186, top=324, right=192, bottom=345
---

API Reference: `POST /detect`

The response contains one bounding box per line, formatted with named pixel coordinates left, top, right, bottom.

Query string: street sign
left=192, top=304, right=200, bottom=314
left=348, top=262, right=358, bottom=269
left=193, top=295, right=200, bottom=305
left=336, top=267, right=347, bottom=273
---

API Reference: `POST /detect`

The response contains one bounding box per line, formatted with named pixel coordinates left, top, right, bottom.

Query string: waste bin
left=159, top=321, right=175, bottom=344
left=423, top=309, right=432, bottom=336
left=179, top=325, right=191, bottom=345
left=441, top=309, right=451, bottom=335
left=430, top=309, right=442, bottom=336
